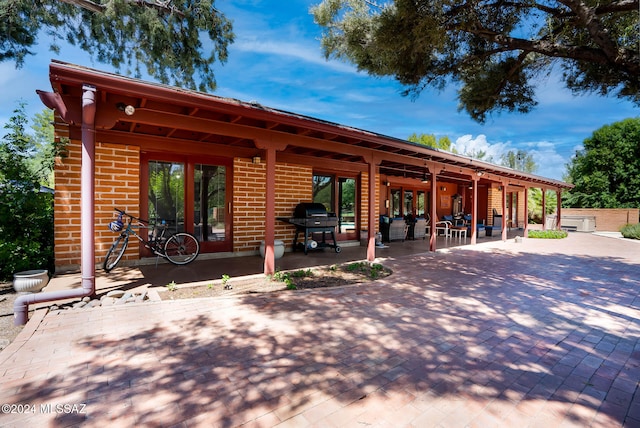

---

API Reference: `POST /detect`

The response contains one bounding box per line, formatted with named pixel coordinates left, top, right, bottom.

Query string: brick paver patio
left=0, top=233, right=638, bottom=427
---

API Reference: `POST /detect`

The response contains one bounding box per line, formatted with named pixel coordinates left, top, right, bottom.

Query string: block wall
left=54, top=140, right=140, bottom=270
left=359, top=172, right=380, bottom=233
left=517, top=190, right=526, bottom=228
left=487, top=186, right=501, bottom=226
left=233, top=158, right=312, bottom=253
left=562, top=208, right=640, bottom=232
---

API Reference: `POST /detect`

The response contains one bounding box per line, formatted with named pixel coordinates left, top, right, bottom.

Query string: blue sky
left=1, top=0, right=638, bottom=180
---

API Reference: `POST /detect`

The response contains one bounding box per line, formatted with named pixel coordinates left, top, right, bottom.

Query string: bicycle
left=104, top=208, right=200, bottom=272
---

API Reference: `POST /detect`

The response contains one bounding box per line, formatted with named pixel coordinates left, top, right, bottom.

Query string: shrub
left=0, top=103, right=57, bottom=281
left=528, top=229, right=568, bottom=239
left=620, top=223, right=640, bottom=240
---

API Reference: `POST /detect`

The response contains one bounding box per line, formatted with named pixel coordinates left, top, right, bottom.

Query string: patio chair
left=467, top=219, right=486, bottom=236
left=413, top=217, right=428, bottom=239
left=388, top=217, right=408, bottom=241
left=435, top=216, right=453, bottom=237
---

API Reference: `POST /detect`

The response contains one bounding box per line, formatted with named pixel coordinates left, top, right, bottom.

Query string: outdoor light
left=440, top=186, right=447, bottom=191
left=476, top=171, right=485, bottom=177
left=116, top=103, right=135, bottom=116
left=421, top=172, right=429, bottom=183
left=252, top=156, right=261, bottom=164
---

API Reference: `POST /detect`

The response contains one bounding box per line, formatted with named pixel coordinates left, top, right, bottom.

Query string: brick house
left=38, top=61, right=572, bottom=279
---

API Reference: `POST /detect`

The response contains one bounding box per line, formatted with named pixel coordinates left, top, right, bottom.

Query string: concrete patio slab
left=1, top=233, right=638, bottom=427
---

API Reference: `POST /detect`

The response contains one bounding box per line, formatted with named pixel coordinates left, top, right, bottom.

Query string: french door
left=312, top=173, right=359, bottom=240
left=142, top=154, right=233, bottom=254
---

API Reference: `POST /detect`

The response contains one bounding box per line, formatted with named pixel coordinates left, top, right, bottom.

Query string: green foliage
left=501, top=150, right=538, bottom=174
left=0, top=102, right=55, bottom=280
left=346, top=261, right=385, bottom=279
left=167, top=281, right=178, bottom=291
left=564, top=118, right=640, bottom=208
left=527, top=189, right=558, bottom=224
left=1, top=0, right=234, bottom=92
left=620, top=224, right=640, bottom=240
left=311, top=0, right=640, bottom=123
left=528, top=230, right=568, bottom=239
left=271, top=270, right=296, bottom=289
left=290, top=269, right=313, bottom=278
left=407, top=133, right=454, bottom=152
left=221, top=273, right=231, bottom=289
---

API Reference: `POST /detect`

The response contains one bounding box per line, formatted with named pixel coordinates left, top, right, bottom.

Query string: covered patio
left=13, top=60, right=570, bottom=323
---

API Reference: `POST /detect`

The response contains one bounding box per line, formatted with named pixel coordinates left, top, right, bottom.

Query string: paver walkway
left=1, top=233, right=639, bottom=427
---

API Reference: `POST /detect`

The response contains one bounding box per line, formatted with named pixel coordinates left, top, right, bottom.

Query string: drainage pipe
left=14, top=85, right=98, bottom=325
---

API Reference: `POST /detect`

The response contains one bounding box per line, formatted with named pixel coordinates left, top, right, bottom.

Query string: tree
left=311, top=0, right=640, bottom=123
left=500, top=149, right=537, bottom=174
left=407, top=133, right=453, bottom=151
left=30, top=108, right=56, bottom=187
left=0, top=102, right=56, bottom=279
left=1, top=0, right=234, bottom=92
left=564, top=118, right=640, bottom=208
left=528, top=188, right=557, bottom=223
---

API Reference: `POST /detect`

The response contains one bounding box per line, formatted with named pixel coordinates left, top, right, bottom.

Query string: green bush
left=0, top=103, right=56, bottom=281
left=0, top=189, right=54, bottom=280
left=620, top=223, right=640, bottom=240
left=528, top=229, right=568, bottom=239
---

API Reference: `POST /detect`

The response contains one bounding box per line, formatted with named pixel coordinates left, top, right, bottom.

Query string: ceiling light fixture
left=116, top=102, right=136, bottom=116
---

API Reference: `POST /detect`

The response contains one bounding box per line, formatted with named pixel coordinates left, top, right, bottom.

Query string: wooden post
left=523, top=187, right=529, bottom=237
left=471, top=178, right=478, bottom=245
left=366, top=156, right=379, bottom=262
left=255, top=140, right=287, bottom=275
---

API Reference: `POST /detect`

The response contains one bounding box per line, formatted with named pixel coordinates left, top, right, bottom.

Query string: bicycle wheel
left=104, top=234, right=128, bottom=272
left=163, top=232, right=199, bottom=265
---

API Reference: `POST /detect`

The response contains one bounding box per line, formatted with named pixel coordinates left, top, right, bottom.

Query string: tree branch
left=58, top=0, right=103, bottom=13
left=57, top=0, right=185, bottom=18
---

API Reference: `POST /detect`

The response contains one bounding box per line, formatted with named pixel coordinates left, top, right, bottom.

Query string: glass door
left=145, top=156, right=232, bottom=255
left=390, top=189, right=401, bottom=217
left=404, top=190, right=414, bottom=217
left=194, top=164, right=231, bottom=251
left=148, top=161, right=185, bottom=234
left=338, top=177, right=357, bottom=239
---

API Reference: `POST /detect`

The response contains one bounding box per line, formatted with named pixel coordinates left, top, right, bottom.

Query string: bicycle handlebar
left=114, top=208, right=149, bottom=225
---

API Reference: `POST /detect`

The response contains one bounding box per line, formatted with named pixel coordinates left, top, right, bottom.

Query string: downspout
left=14, top=85, right=97, bottom=325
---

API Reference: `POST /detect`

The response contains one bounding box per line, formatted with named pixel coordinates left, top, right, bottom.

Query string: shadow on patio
left=6, top=234, right=638, bottom=426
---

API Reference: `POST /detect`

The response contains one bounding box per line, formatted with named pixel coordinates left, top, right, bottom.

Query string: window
left=313, top=173, right=358, bottom=239
left=312, top=175, right=333, bottom=211
left=390, top=189, right=401, bottom=217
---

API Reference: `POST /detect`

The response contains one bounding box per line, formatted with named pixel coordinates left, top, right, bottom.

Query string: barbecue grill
left=278, top=203, right=341, bottom=255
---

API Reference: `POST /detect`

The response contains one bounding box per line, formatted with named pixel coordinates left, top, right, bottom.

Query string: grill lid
left=294, top=202, right=328, bottom=218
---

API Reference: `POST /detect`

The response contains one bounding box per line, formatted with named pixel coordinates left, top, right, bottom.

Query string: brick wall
left=56, top=149, right=370, bottom=267
left=487, top=186, right=501, bottom=226
left=54, top=138, right=82, bottom=268
left=360, top=172, right=380, bottom=234
left=517, top=191, right=525, bottom=228
left=95, top=143, right=140, bottom=263
left=233, top=158, right=312, bottom=253
left=562, top=208, right=640, bottom=232
left=54, top=140, right=140, bottom=270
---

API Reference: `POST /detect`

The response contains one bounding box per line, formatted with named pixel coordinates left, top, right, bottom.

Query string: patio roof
left=40, top=60, right=571, bottom=190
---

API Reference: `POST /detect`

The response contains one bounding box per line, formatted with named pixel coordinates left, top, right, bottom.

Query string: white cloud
left=452, top=134, right=510, bottom=162
left=451, top=135, right=569, bottom=180
left=234, top=38, right=357, bottom=74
